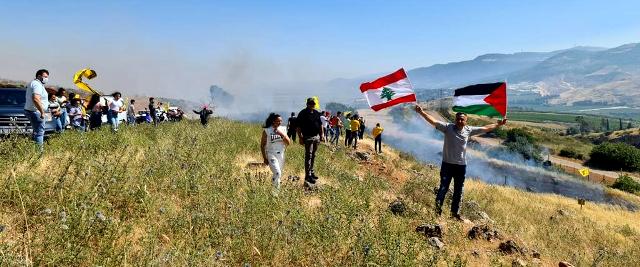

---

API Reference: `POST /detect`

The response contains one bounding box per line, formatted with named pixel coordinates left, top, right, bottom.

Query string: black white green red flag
left=452, top=82, right=507, bottom=118
left=360, top=68, right=417, bottom=111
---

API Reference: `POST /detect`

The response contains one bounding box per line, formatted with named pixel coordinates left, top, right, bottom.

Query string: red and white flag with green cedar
left=452, top=82, right=508, bottom=118
left=360, top=68, right=417, bottom=111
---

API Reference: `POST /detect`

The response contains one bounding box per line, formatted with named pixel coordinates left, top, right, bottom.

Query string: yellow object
left=164, top=102, right=170, bottom=112
left=373, top=126, right=384, bottom=137
left=579, top=168, right=590, bottom=177
left=73, top=69, right=99, bottom=95
left=350, top=120, right=360, bottom=132
left=312, top=96, right=320, bottom=110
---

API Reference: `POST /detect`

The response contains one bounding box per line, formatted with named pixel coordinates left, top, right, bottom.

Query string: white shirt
left=127, top=104, right=136, bottom=116
left=320, top=115, right=329, bottom=128
left=265, top=126, right=287, bottom=154
left=24, top=79, right=49, bottom=112
left=109, top=98, right=124, bottom=112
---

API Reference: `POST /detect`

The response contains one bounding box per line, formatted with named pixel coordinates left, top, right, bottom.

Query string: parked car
left=0, top=87, right=57, bottom=136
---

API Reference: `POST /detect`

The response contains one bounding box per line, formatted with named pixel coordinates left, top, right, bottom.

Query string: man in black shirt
left=148, top=97, right=158, bottom=126
left=296, top=98, right=325, bottom=189
left=287, top=112, right=297, bottom=142
left=193, top=105, right=214, bottom=126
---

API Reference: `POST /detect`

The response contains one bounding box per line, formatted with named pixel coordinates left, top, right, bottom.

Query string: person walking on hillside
left=261, top=113, right=291, bottom=193
left=330, top=112, right=343, bottom=145
left=320, top=111, right=329, bottom=143
left=297, top=98, right=325, bottom=189
left=287, top=112, right=297, bottom=143
left=24, top=69, right=50, bottom=151
left=358, top=117, right=366, bottom=140
left=193, top=105, right=214, bottom=126
left=127, top=99, right=136, bottom=125
left=107, top=92, right=125, bottom=132
left=148, top=97, right=158, bottom=126
left=414, top=105, right=507, bottom=220
left=344, top=114, right=352, bottom=147
left=373, top=123, right=384, bottom=153
left=350, top=114, right=361, bottom=149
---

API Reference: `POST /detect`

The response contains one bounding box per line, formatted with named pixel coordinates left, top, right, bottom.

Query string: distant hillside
left=404, top=43, right=640, bottom=106
left=327, top=43, right=640, bottom=107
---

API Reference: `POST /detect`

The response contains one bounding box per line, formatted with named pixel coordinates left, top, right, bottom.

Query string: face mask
left=41, top=77, right=49, bottom=84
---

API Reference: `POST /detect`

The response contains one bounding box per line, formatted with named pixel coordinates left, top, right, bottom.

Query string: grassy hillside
left=1, top=120, right=639, bottom=266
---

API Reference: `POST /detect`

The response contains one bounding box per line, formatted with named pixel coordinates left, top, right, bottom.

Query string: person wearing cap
left=296, top=97, right=325, bottom=189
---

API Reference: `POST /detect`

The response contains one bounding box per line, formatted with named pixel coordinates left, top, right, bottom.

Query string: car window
left=0, top=90, right=26, bottom=106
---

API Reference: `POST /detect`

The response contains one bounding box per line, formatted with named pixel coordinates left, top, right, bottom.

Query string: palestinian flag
left=360, top=68, right=417, bottom=111
left=452, top=82, right=507, bottom=117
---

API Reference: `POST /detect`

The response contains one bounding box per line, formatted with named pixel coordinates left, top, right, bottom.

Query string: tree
left=325, top=102, right=354, bottom=114
left=627, top=122, right=633, bottom=129
left=586, top=142, right=640, bottom=172
left=380, top=87, right=396, bottom=101
left=620, top=118, right=623, bottom=130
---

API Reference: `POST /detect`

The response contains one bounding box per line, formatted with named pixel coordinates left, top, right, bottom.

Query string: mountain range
left=329, top=43, right=640, bottom=107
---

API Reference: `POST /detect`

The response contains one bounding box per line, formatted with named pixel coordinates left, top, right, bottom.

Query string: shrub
left=505, top=128, right=536, bottom=144
left=611, top=175, right=640, bottom=195
left=502, top=128, right=542, bottom=162
left=559, top=147, right=584, bottom=160
left=587, top=142, right=640, bottom=172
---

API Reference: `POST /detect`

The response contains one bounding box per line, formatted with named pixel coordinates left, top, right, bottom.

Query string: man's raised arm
left=479, top=118, right=508, bottom=133
left=414, top=105, right=439, bottom=128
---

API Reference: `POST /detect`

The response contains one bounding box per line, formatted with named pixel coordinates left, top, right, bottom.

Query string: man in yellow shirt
left=372, top=123, right=384, bottom=153
left=350, top=114, right=361, bottom=149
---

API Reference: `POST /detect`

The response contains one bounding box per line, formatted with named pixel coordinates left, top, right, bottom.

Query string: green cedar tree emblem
left=380, top=87, right=396, bottom=101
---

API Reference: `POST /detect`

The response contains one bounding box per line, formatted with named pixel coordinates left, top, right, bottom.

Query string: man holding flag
left=414, top=82, right=508, bottom=220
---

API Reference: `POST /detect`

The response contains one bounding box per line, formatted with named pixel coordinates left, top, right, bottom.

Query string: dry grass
left=0, top=119, right=638, bottom=266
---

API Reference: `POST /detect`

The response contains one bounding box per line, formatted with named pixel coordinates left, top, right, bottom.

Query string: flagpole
left=403, top=68, right=419, bottom=108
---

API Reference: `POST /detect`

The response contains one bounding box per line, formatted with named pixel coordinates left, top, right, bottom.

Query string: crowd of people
left=263, top=98, right=387, bottom=192
left=286, top=108, right=375, bottom=150
left=264, top=98, right=508, bottom=221
left=24, top=69, right=510, bottom=221
left=22, top=69, right=186, bottom=151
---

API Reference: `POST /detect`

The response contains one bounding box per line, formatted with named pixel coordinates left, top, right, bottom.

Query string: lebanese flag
left=452, top=82, right=507, bottom=118
left=360, top=68, right=417, bottom=111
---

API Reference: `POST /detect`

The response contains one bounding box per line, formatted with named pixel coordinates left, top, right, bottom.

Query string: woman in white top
left=107, top=92, right=125, bottom=132
left=261, top=113, right=291, bottom=191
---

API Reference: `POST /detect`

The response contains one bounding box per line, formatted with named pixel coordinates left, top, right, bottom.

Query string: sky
left=1, top=0, right=639, bottom=102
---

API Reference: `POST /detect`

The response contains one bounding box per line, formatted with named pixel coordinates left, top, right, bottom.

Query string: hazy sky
left=1, top=0, right=639, bottom=101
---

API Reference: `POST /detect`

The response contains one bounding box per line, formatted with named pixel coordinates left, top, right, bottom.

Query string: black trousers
left=436, top=162, right=466, bottom=215
left=351, top=131, right=358, bottom=148
left=345, top=130, right=351, bottom=146
left=287, top=131, right=296, bottom=142
left=374, top=135, right=382, bottom=152
left=304, top=136, right=320, bottom=183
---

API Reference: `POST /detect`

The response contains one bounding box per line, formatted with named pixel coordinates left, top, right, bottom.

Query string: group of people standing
left=286, top=109, right=376, bottom=150
left=22, top=69, right=176, bottom=152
